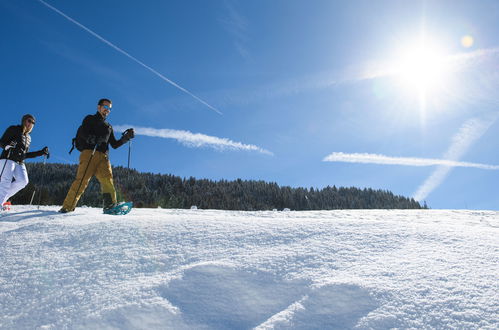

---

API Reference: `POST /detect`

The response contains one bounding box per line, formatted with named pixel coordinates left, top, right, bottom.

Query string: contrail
left=358, top=47, right=499, bottom=82
left=323, top=152, right=499, bottom=170
left=190, top=47, right=499, bottom=110
left=36, top=0, right=223, bottom=115
left=413, top=114, right=499, bottom=201
left=115, top=125, right=273, bottom=155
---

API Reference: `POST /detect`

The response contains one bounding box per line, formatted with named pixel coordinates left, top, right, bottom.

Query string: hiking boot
left=102, top=193, right=116, bottom=211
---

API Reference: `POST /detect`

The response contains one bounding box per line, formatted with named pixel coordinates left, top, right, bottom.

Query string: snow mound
left=1, top=206, right=498, bottom=329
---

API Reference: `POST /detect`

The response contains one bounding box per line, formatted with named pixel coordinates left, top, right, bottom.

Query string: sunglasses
left=101, top=105, right=112, bottom=111
left=27, top=119, right=35, bottom=125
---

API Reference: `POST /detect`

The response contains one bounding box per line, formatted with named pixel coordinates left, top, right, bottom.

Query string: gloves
left=122, top=128, right=135, bottom=142
left=41, top=146, right=50, bottom=159
left=4, top=141, right=17, bottom=151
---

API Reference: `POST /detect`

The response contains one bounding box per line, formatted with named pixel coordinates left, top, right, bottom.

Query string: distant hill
left=10, top=162, right=426, bottom=210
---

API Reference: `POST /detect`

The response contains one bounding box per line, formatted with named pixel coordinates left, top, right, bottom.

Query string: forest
left=9, top=162, right=427, bottom=210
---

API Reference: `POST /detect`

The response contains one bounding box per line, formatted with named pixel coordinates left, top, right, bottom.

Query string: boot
left=102, top=193, right=116, bottom=211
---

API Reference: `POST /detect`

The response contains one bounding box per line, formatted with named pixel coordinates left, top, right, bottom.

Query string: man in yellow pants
left=59, top=98, right=134, bottom=213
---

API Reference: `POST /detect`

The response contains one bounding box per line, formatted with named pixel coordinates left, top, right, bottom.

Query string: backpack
left=69, top=125, right=85, bottom=154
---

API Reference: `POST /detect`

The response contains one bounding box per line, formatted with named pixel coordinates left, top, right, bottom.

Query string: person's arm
left=25, top=147, right=50, bottom=159
left=109, top=127, right=134, bottom=149
left=0, top=126, right=16, bottom=149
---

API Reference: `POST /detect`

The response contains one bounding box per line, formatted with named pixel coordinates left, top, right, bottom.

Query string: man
left=59, top=99, right=134, bottom=213
left=0, top=114, right=49, bottom=209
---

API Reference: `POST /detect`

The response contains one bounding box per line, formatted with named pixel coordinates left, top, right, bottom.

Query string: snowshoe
left=103, top=202, right=133, bottom=215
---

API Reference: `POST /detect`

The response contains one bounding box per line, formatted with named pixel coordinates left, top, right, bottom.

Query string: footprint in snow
left=158, top=265, right=379, bottom=330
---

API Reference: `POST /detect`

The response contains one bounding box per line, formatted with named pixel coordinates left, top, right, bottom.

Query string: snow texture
left=0, top=206, right=498, bottom=329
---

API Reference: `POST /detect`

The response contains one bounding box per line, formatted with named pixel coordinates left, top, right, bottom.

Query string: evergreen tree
left=11, top=162, right=428, bottom=210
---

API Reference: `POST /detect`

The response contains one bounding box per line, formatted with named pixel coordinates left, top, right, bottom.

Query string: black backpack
left=69, top=125, right=85, bottom=154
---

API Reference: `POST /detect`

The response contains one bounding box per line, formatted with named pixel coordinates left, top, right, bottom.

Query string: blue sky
left=2, top=0, right=499, bottom=210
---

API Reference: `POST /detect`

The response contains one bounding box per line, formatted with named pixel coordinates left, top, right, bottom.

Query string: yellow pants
left=62, top=150, right=116, bottom=211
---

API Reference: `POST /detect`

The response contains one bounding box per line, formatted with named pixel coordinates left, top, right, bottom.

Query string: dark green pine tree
left=11, top=162, right=428, bottom=210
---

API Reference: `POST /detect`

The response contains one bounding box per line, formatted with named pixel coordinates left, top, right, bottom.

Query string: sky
left=1, top=0, right=499, bottom=210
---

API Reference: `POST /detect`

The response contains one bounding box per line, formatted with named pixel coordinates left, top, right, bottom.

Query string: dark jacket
left=0, top=125, right=44, bottom=164
left=79, top=112, right=126, bottom=154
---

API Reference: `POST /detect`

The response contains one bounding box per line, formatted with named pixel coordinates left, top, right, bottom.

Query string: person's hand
left=122, top=128, right=135, bottom=141
left=42, top=146, right=50, bottom=159
left=5, top=141, right=17, bottom=151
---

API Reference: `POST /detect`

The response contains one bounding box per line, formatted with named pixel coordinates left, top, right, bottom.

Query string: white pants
left=0, top=159, right=29, bottom=205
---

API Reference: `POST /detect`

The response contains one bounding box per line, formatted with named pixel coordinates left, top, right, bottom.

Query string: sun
left=385, top=37, right=457, bottom=123
left=394, top=42, right=450, bottom=94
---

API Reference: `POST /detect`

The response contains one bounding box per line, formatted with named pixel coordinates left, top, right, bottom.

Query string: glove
left=41, top=146, right=50, bottom=159
left=122, top=128, right=135, bottom=142
left=4, top=141, right=17, bottom=151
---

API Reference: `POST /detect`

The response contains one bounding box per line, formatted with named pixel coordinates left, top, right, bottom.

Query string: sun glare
left=394, top=43, right=449, bottom=93
left=386, top=37, right=457, bottom=124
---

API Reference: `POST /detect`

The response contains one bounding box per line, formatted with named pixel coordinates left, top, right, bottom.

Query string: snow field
left=0, top=206, right=498, bottom=329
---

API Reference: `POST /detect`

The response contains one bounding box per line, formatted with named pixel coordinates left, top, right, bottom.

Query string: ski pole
left=0, top=148, right=13, bottom=183
left=0, top=159, right=8, bottom=181
left=71, top=144, right=98, bottom=210
left=127, top=140, right=131, bottom=169
left=37, top=155, right=48, bottom=209
left=30, top=190, right=36, bottom=205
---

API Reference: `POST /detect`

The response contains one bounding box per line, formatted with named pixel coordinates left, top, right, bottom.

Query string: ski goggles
left=101, top=105, right=112, bottom=111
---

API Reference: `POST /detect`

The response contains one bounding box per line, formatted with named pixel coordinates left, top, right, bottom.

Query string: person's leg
left=3, top=163, right=29, bottom=201
left=61, top=150, right=99, bottom=211
left=0, top=159, right=16, bottom=205
left=94, top=154, right=117, bottom=209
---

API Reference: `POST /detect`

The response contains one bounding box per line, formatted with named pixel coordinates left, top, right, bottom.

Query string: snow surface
left=0, top=206, right=498, bottom=329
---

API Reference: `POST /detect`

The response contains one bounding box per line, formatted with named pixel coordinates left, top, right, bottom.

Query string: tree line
left=10, top=162, right=427, bottom=210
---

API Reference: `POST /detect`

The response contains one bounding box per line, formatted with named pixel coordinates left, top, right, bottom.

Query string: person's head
left=21, top=114, right=35, bottom=134
left=97, top=98, right=112, bottom=118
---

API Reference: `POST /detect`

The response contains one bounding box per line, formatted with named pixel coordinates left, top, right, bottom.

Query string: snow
left=0, top=206, right=498, bottom=329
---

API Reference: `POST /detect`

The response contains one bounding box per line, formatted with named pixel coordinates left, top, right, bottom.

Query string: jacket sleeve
left=24, top=149, right=44, bottom=159
left=0, top=126, right=16, bottom=149
left=109, top=127, right=126, bottom=149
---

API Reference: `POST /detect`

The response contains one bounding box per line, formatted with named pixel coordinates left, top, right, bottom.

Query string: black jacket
left=0, top=125, right=44, bottom=164
left=79, top=112, right=126, bottom=154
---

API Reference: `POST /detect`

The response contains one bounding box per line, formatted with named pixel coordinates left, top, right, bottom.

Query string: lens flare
left=461, top=35, right=474, bottom=48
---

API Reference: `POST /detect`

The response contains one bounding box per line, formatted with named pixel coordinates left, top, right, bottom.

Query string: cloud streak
left=323, top=152, right=499, bottom=170
left=114, top=125, right=273, bottom=156
left=36, top=0, right=223, bottom=115
left=220, top=0, right=251, bottom=60
left=171, top=46, right=499, bottom=111
left=413, top=114, right=499, bottom=201
left=358, top=47, right=499, bottom=82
